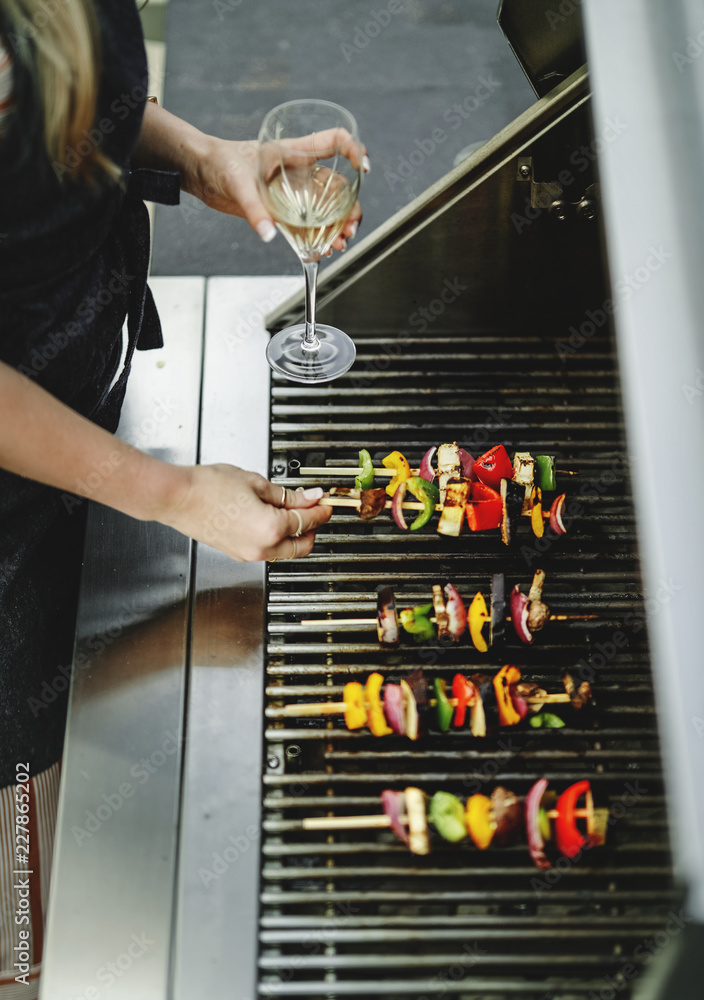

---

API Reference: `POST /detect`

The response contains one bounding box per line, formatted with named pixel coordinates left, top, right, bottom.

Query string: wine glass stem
left=301, top=260, right=320, bottom=352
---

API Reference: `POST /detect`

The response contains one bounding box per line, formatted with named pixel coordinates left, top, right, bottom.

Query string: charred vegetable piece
left=382, top=450, right=411, bottom=498
left=377, top=588, right=400, bottom=645
left=562, top=671, right=593, bottom=710
left=465, top=794, right=495, bottom=849
left=473, top=444, right=513, bottom=491
left=365, top=672, right=393, bottom=737
left=468, top=591, right=489, bottom=653
left=431, top=585, right=450, bottom=639
left=391, top=482, right=408, bottom=530
left=525, top=778, right=552, bottom=869
left=549, top=493, right=567, bottom=535
left=360, top=488, right=388, bottom=521
left=512, top=452, right=534, bottom=487
left=554, top=780, right=592, bottom=859
left=512, top=693, right=530, bottom=720
left=406, top=668, right=430, bottom=738
left=383, top=683, right=405, bottom=735
left=400, top=679, right=419, bottom=741
left=510, top=585, right=533, bottom=644
left=405, top=787, right=430, bottom=855
left=535, top=454, right=557, bottom=492
left=381, top=789, right=409, bottom=845
left=527, top=569, right=550, bottom=632
left=491, top=786, right=523, bottom=847
left=500, top=477, right=525, bottom=545
left=451, top=674, right=476, bottom=727
left=493, top=665, right=523, bottom=726
left=419, top=446, right=437, bottom=483
left=406, top=476, right=440, bottom=531
left=530, top=486, right=545, bottom=538
left=399, top=603, right=435, bottom=643
left=490, top=573, right=506, bottom=647
left=437, top=478, right=470, bottom=537
left=355, top=448, right=375, bottom=490
left=430, top=791, right=467, bottom=843
left=437, top=442, right=461, bottom=503
left=433, top=677, right=454, bottom=732
left=342, top=682, right=367, bottom=730
left=444, top=583, right=467, bottom=640
left=470, top=672, right=499, bottom=732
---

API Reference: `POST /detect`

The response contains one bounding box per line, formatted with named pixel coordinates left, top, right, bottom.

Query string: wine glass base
left=266, top=324, right=356, bottom=384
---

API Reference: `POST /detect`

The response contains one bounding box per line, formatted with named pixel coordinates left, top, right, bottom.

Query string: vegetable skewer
left=296, top=575, right=598, bottom=651
left=270, top=665, right=593, bottom=737
left=298, top=779, right=608, bottom=865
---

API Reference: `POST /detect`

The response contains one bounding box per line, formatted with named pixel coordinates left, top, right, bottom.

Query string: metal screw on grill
left=285, top=744, right=302, bottom=759
left=267, top=755, right=280, bottom=769
left=518, top=162, right=532, bottom=179
left=271, top=462, right=286, bottom=477
left=549, top=199, right=569, bottom=221
left=577, top=197, right=598, bottom=220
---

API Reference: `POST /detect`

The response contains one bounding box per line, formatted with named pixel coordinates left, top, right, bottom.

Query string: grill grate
left=259, top=326, right=677, bottom=999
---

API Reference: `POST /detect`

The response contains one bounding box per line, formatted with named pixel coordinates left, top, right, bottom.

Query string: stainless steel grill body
left=259, top=69, right=678, bottom=999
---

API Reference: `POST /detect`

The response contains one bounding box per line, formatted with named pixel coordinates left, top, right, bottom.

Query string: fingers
left=285, top=502, right=332, bottom=538
left=266, top=531, right=317, bottom=562
left=333, top=202, right=363, bottom=249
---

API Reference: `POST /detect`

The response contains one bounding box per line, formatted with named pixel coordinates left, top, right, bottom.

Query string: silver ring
left=279, top=485, right=286, bottom=507
left=292, top=509, right=304, bottom=538
left=289, top=538, right=297, bottom=559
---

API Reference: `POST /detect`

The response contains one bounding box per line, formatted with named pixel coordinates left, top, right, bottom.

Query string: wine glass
left=257, top=100, right=363, bottom=383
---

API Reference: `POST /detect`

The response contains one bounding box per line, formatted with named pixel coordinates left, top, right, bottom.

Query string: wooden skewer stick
left=274, top=692, right=571, bottom=718
left=302, top=807, right=591, bottom=831
left=300, top=466, right=578, bottom=478
left=299, top=611, right=599, bottom=627
left=320, top=495, right=555, bottom=520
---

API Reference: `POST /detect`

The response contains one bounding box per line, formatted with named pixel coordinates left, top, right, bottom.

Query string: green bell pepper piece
left=355, top=449, right=375, bottom=491
left=530, top=711, right=565, bottom=729
left=399, top=603, right=435, bottom=643
left=433, top=677, right=454, bottom=732
left=429, top=791, right=467, bottom=842
left=406, top=476, right=440, bottom=531
left=534, top=454, right=557, bottom=492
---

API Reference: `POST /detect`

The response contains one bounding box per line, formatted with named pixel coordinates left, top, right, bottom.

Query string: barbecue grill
left=41, top=2, right=704, bottom=999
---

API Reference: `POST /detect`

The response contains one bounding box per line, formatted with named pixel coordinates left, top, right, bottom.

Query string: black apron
left=0, top=2, right=179, bottom=785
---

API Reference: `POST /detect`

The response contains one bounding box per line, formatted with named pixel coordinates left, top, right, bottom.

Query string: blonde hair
left=1, top=0, right=121, bottom=182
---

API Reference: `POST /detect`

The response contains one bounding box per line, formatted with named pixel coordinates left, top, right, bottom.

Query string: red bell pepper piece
left=472, top=445, right=514, bottom=491
left=554, top=780, right=591, bottom=859
left=451, top=673, right=476, bottom=727
left=465, top=499, right=502, bottom=531
left=470, top=481, right=501, bottom=502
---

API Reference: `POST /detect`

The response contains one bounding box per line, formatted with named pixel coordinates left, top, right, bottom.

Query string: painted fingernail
left=362, top=155, right=371, bottom=173
left=348, top=221, right=358, bottom=238
left=302, top=487, right=324, bottom=500
left=340, top=238, right=347, bottom=251
left=256, top=219, right=277, bottom=243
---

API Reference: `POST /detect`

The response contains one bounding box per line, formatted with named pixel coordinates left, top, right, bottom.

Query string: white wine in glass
left=258, top=100, right=363, bottom=383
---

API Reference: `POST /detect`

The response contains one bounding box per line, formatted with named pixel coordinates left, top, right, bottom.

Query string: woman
left=0, top=1, right=366, bottom=994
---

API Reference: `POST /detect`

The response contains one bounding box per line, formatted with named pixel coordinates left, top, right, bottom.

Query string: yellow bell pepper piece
left=365, top=672, right=393, bottom=737
left=468, top=591, right=489, bottom=653
left=465, top=793, right=495, bottom=849
left=530, top=486, right=545, bottom=538
left=343, top=681, right=367, bottom=730
left=382, top=450, right=411, bottom=497
left=493, top=664, right=523, bottom=727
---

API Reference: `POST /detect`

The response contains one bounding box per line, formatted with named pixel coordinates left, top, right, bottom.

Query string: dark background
left=151, top=0, right=535, bottom=276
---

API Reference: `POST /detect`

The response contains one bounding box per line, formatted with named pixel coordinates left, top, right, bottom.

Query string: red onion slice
left=443, top=582, right=467, bottom=641
left=383, top=683, right=406, bottom=735
left=510, top=585, right=533, bottom=644
left=549, top=493, right=567, bottom=535
left=458, top=448, right=476, bottom=480
left=512, top=693, right=530, bottom=720
left=381, top=789, right=410, bottom=845
left=391, top=482, right=408, bottom=530
left=418, top=446, right=437, bottom=482
left=525, top=778, right=551, bottom=869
